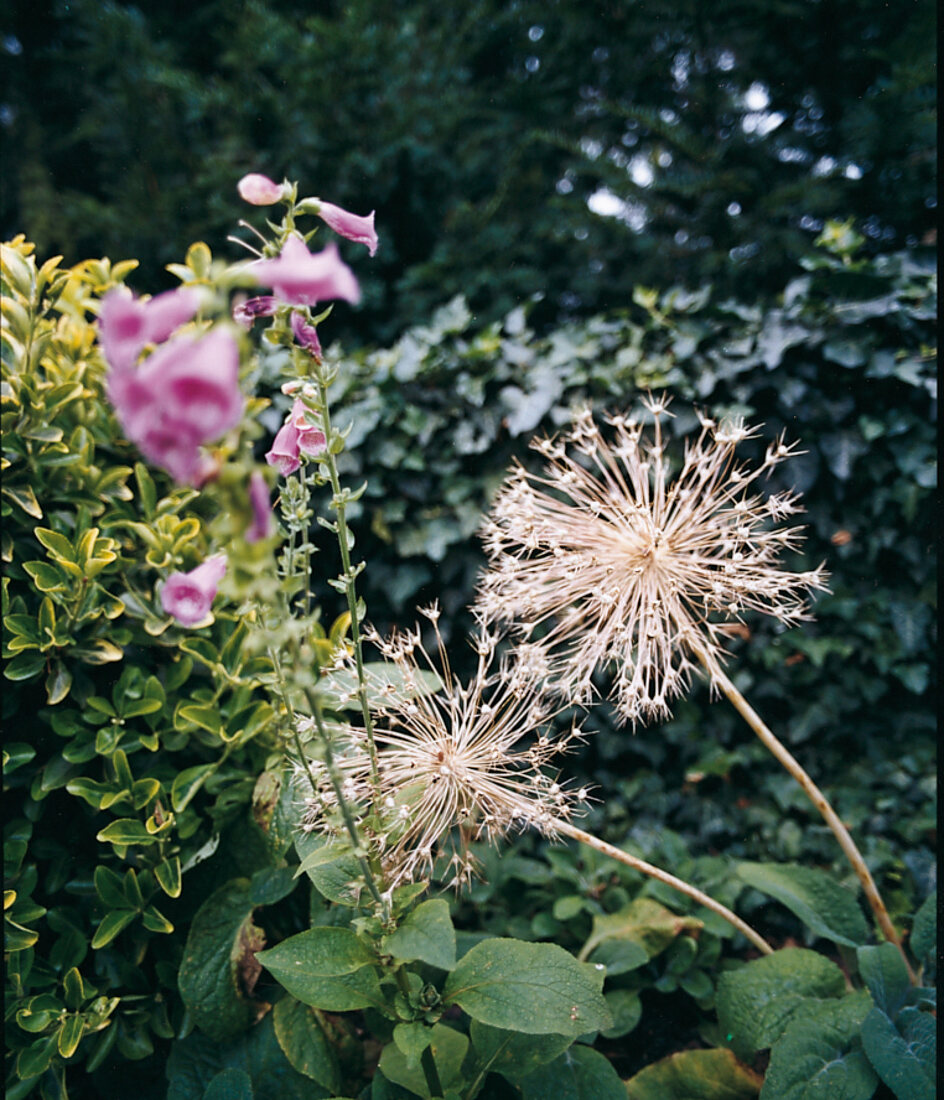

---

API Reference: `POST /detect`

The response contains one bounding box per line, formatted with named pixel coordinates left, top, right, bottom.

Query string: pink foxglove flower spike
left=237, top=173, right=287, bottom=206
left=252, top=236, right=360, bottom=307
left=161, top=555, right=227, bottom=626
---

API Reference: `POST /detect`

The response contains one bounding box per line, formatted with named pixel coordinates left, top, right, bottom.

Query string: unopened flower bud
left=237, top=173, right=288, bottom=206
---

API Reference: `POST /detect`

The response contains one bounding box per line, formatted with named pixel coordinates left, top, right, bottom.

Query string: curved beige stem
left=699, top=653, right=916, bottom=983
left=554, top=817, right=774, bottom=956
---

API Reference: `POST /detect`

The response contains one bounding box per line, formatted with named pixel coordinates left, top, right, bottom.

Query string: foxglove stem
left=697, top=649, right=916, bottom=982
left=556, top=819, right=774, bottom=957
left=311, top=370, right=381, bottom=791
left=266, top=636, right=387, bottom=916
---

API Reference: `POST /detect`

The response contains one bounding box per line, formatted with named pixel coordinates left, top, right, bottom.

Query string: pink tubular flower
left=237, top=173, right=286, bottom=205
left=290, top=311, right=322, bottom=360
left=99, top=286, right=201, bottom=372
left=264, top=398, right=326, bottom=476
left=233, top=295, right=279, bottom=329
left=252, top=237, right=360, bottom=307
left=107, top=327, right=244, bottom=484
left=314, top=201, right=378, bottom=257
left=246, top=471, right=274, bottom=543
left=161, top=554, right=227, bottom=626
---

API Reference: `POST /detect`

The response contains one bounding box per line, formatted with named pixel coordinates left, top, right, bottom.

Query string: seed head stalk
left=693, top=645, right=916, bottom=982
left=557, top=819, right=774, bottom=957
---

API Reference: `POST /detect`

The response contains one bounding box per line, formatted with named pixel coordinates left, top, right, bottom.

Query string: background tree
left=3, top=0, right=936, bottom=345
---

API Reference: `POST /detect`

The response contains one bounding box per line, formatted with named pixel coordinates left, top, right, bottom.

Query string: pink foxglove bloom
left=99, top=286, right=201, bottom=372
left=264, top=398, right=326, bottom=476
left=233, top=295, right=278, bottom=329
left=237, top=173, right=286, bottom=205
left=252, top=236, right=360, bottom=307
left=246, top=471, right=274, bottom=543
left=315, top=201, right=378, bottom=257
left=161, top=554, right=227, bottom=626
left=107, top=327, right=244, bottom=484
left=290, top=311, right=323, bottom=360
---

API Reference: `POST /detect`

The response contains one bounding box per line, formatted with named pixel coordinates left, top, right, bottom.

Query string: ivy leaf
left=255, top=927, right=384, bottom=1013
left=736, top=862, right=869, bottom=947
left=383, top=898, right=456, bottom=971
left=178, top=879, right=264, bottom=1042
left=442, top=937, right=611, bottom=1037
left=717, top=947, right=847, bottom=1058
left=624, top=1048, right=762, bottom=1100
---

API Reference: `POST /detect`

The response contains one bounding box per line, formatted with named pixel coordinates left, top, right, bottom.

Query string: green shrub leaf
left=624, top=1048, right=762, bottom=1100
left=442, top=937, right=611, bottom=1036
left=736, top=862, right=869, bottom=947
left=468, top=1021, right=571, bottom=1084
left=272, top=996, right=341, bottom=1093
left=383, top=898, right=456, bottom=970
left=255, top=927, right=384, bottom=1012
left=519, top=1043, right=626, bottom=1100
left=856, top=943, right=911, bottom=1018
left=909, top=890, right=936, bottom=964
left=860, top=1006, right=936, bottom=1100
left=760, top=993, right=876, bottom=1100
left=717, top=947, right=847, bottom=1058
left=377, top=1023, right=468, bottom=1100
left=178, top=879, right=263, bottom=1042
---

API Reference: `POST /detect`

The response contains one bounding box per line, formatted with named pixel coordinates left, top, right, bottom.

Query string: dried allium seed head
left=475, top=397, right=829, bottom=726
left=298, top=609, right=585, bottom=888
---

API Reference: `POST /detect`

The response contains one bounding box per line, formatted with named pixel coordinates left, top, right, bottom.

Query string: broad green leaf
left=166, top=1012, right=323, bottom=1100
left=294, top=833, right=363, bottom=906
left=178, top=879, right=263, bottom=1042
left=856, top=943, right=911, bottom=1018
left=519, top=1043, right=626, bottom=1100
left=601, top=988, right=643, bottom=1039
left=860, top=1006, right=935, bottom=1100
left=383, top=898, right=456, bottom=970
left=625, top=1048, right=762, bottom=1100
left=3, top=650, right=46, bottom=681
left=255, top=927, right=384, bottom=1012
left=442, top=937, right=611, bottom=1037
left=378, top=1023, right=468, bottom=1100
left=203, top=1069, right=254, bottom=1100
left=760, top=993, right=876, bottom=1100
left=272, top=996, right=341, bottom=1093
left=736, top=862, right=868, bottom=947
left=468, top=1021, right=571, bottom=1084
left=392, top=1021, right=433, bottom=1067
left=909, top=890, right=936, bottom=964
left=717, top=948, right=847, bottom=1058
left=581, top=896, right=701, bottom=975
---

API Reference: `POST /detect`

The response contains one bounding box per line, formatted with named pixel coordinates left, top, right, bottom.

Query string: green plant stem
left=265, top=640, right=387, bottom=916
left=697, top=651, right=916, bottom=982
left=312, top=372, right=381, bottom=789
left=554, top=818, right=774, bottom=956
left=420, top=1043, right=444, bottom=1099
